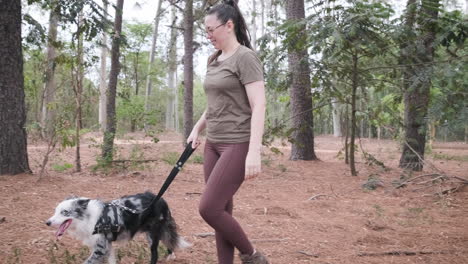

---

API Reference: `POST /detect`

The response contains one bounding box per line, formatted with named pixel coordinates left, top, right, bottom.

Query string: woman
left=187, top=1, right=269, bottom=263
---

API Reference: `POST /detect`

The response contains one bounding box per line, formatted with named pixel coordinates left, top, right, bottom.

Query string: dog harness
left=92, top=142, right=196, bottom=236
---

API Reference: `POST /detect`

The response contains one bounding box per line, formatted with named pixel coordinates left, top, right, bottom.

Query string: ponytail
left=207, top=0, right=252, bottom=64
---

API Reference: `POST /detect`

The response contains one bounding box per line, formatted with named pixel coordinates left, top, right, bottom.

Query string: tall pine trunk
left=102, top=0, right=124, bottom=162
left=0, top=0, right=31, bottom=175
left=99, top=1, right=108, bottom=132
left=285, top=0, right=317, bottom=160
left=399, top=0, right=440, bottom=171
left=166, top=7, right=178, bottom=131
left=183, top=0, right=194, bottom=143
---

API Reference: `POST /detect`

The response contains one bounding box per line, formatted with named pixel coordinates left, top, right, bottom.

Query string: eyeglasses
left=206, top=23, right=226, bottom=36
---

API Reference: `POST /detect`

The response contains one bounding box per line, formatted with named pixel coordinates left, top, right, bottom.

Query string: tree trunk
left=166, top=6, right=178, bottom=131
left=464, top=124, right=467, bottom=144
left=183, top=0, right=194, bottom=143
left=399, top=0, right=440, bottom=171
left=349, top=52, right=358, bottom=176
left=102, top=0, right=124, bottom=162
left=251, top=0, right=257, bottom=50
left=74, top=13, right=84, bottom=172
left=285, top=0, right=317, bottom=160
left=0, top=0, right=31, bottom=175
left=344, top=105, right=349, bottom=164
left=144, top=0, right=163, bottom=130
left=332, top=99, right=342, bottom=137
left=260, top=0, right=265, bottom=37
left=99, top=1, right=108, bottom=132
left=41, top=1, right=59, bottom=139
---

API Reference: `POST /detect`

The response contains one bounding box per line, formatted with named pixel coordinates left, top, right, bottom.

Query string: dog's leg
left=108, top=244, right=116, bottom=264
left=147, top=230, right=161, bottom=264
left=84, top=236, right=110, bottom=264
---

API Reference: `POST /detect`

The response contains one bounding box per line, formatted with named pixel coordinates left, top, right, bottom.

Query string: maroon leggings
left=199, top=141, right=254, bottom=264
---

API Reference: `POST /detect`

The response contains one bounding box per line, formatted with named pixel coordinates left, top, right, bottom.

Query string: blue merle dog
left=46, top=192, right=190, bottom=264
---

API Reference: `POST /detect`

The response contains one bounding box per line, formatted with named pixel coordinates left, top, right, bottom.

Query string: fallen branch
left=308, top=194, right=329, bottom=200
left=251, top=238, right=290, bottom=243
left=297, top=250, right=319, bottom=257
left=194, top=232, right=215, bottom=238
left=358, top=250, right=450, bottom=257
left=111, top=159, right=159, bottom=163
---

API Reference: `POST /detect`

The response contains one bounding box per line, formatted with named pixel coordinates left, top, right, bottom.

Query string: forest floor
left=1, top=132, right=467, bottom=264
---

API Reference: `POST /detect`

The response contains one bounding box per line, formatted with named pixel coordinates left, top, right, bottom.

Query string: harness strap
left=92, top=142, right=196, bottom=235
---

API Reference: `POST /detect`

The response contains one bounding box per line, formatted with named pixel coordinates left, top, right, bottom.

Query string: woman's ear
left=226, top=20, right=235, bottom=31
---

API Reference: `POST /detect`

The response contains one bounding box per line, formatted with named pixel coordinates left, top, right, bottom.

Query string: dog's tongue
left=55, top=219, right=72, bottom=239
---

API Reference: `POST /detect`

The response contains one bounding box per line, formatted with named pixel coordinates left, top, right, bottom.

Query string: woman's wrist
left=248, top=145, right=261, bottom=153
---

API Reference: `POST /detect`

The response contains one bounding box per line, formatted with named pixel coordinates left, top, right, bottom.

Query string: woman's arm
left=244, top=80, right=266, bottom=179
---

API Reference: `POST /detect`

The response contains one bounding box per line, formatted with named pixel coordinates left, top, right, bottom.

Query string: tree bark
left=251, top=0, right=257, bottom=50
left=99, top=1, right=108, bottom=132
left=102, top=0, right=124, bottom=162
left=41, top=1, right=59, bottom=138
left=144, top=0, right=163, bottom=130
left=285, top=0, right=317, bottom=160
left=332, top=99, right=342, bottom=137
left=183, top=0, right=194, bottom=143
left=399, top=0, right=440, bottom=171
left=0, top=0, right=31, bottom=175
left=166, top=6, right=178, bottom=131
left=73, top=13, right=84, bottom=172
left=350, top=52, right=358, bottom=176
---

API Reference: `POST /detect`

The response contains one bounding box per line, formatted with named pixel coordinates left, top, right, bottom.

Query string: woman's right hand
left=187, top=129, right=201, bottom=149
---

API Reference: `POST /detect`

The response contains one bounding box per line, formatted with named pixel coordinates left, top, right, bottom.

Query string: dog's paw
left=166, top=253, right=176, bottom=261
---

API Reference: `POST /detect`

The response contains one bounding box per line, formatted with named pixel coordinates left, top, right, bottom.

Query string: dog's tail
left=161, top=212, right=191, bottom=251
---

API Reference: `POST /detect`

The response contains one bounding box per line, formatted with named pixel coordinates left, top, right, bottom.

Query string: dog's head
left=46, top=197, right=90, bottom=239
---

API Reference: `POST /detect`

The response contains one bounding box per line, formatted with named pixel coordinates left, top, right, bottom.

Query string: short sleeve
left=237, top=50, right=264, bottom=85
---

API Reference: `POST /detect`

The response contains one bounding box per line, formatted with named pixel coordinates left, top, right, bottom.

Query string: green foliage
left=6, top=247, right=22, bottom=264
left=432, top=153, right=468, bottom=161
left=191, top=154, right=204, bottom=164
left=162, top=152, right=179, bottom=166
left=51, top=162, right=73, bottom=172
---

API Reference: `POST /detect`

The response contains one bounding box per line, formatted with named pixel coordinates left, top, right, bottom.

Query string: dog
left=46, top=192, right=190, bottom=264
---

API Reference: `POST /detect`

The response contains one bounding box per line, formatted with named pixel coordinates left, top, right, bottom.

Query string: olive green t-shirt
left=204, top=45, right=264, bottom=143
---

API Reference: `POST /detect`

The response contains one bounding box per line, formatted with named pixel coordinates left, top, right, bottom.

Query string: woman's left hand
left=245, top=150, right=261, bottom=180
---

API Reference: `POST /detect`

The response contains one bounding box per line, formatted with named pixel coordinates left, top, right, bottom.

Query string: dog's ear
left=77, top=199, right=90, bottom=209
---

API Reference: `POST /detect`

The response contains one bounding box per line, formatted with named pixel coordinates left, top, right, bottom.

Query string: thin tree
left=99, top=0, right=108, bottom=132
left=102, top=0, right=124, bottom=162
left=166, top=6, right=178, bottom=130
left=41, top=0, right=59, bottom=139
left=71, top=13, right=85, bottom=172
left=285, top=0, right=317, bottom=160
left=183, top=0, right=194, bottom=143
left=0, top=0, right=31, bottom=175
left=144, top=0, right=163, bottom=131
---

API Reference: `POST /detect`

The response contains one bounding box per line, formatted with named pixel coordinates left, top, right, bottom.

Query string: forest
left=0, top=0, right=467, bottom=263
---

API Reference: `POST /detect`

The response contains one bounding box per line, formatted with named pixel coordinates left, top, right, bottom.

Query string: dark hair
left=207, top=0, right=252, bottom=63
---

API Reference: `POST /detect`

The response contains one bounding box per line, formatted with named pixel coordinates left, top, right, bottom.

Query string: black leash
left=151, top=141, right=196, bottom=207
left=93, top=142, right=196, bottom=235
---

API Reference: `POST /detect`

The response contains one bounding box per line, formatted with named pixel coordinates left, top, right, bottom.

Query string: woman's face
left=204, top=14, right=228, bottom=50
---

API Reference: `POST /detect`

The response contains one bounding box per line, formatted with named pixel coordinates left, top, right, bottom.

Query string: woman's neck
left=220, top=40, right=241, bottom=57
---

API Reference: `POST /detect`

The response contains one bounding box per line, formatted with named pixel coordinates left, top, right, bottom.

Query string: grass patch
left=51, top=163, right=73, bottom=172
left=191, top=154, right=204, bottom=164
left=432, top=153, right=468, bottom=162
left=162, top=151, right=179, bottom=166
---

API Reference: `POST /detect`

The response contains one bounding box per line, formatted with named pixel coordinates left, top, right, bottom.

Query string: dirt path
left=1, top=133, right=467, bottom=264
